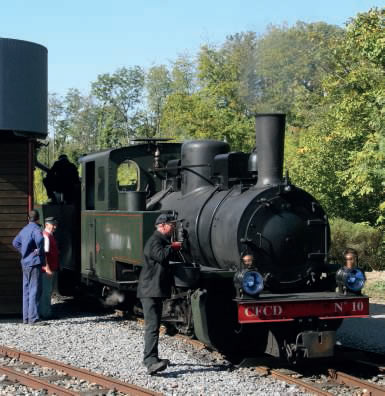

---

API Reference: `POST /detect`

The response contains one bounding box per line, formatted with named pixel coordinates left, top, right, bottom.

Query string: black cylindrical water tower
left=0, top=38, right=48, bottom=137
left=0, top=38, right=48, bottom=314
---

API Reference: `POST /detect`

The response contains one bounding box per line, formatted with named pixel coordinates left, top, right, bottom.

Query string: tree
left=91, top=66, right=145, bottom=145
left=255, top=22, right=343, bottom=124
left=171, top=53, right=197, bottom=94
left=48, top=93, right=64, bottom=163
left=290, top=8, right=385, bottom=225
left=161, top=33, right=257, bottom=150
left=146, top=65, right=172, bottom=136
left=221, top=32, right=259, bottom=113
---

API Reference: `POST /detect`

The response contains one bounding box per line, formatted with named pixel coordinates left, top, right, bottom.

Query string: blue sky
left=0, top=1, right=383, bottom=95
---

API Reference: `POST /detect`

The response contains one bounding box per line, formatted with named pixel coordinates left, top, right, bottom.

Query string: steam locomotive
left=39, top=113, right=369, bottom=363
left=0, top=38, right=368, bottom=362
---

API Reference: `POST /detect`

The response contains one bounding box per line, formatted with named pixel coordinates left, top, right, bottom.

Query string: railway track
left=0, top=345, right=161, bottom=396
left=124, top=310, right=385, bottom=395
left=251, top=362, right=385, bottom=396
left=239, top=347, right=385, bottom=396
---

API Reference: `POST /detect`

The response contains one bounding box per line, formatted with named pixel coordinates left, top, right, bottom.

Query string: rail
left=0, top=345, right=161, bottom=396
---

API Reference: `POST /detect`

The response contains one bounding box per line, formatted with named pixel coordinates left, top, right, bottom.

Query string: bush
left=363, top=281, right=385, bottom=300
left=329, top=218, right=385, bottom=271
left=34, top=169, right=48, bottom=205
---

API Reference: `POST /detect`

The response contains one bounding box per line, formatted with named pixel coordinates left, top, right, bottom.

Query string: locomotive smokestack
left=255, top=113, right=285, bottom=188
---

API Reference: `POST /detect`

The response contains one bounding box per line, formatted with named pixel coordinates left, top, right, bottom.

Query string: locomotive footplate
left=236, top=292, right=369, bottom=323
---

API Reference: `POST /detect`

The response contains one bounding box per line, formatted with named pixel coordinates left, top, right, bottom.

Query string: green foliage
left=199, top=32, right=259, bottom=114
left=161, top=25, right=341, bottom=150
left=289, top=8, right=385, bottom=225
left=46, top=90, right=99, bottom=162
left=161, top=33, right=257, bottom=150
left=363, top=281, right=385, bottom=300
left=91, top=66, right=146, bottom=146
left=44, top=8, right=384, bottom=236
left=161, top=90, right=255, bottom=150
left=146, top=65, right=172, bottom=136
left=170, top=54, right=196, bottom=94
left=116, top=160, right=138, bottom=190
left=329, top=218, right=385, bottom=271
left=255, top=22, right=343, bottom=123
left=34, top=169, right=48, bottom=204
left=42, top=66, right=147, bottom=170
left=198, top=32, right=258, bottom=116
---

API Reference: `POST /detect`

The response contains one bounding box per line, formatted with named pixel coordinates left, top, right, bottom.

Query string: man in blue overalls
left=12, top=210, right=45, bottom=324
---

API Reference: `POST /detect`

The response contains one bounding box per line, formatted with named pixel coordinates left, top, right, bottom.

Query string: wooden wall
left=0, top=138, right=31, bottom=314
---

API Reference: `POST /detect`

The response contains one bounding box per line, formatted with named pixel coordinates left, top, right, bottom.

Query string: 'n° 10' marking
left=334, top=301, right=364, bottom=312
left=352, top=301, right=364, bottom=311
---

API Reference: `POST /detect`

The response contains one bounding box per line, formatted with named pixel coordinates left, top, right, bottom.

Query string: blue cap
left=155, top=214, right=177, bottom=225
left=45, top=217, right=58, bottom=225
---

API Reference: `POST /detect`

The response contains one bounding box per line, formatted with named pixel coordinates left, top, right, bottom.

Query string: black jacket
left=137, top=230, right=174, bottom=298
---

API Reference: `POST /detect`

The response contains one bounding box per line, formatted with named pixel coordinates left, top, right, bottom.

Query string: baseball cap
left=155, top=214, right=177, bottom=225
left=45, top=217, right=58, bottom=225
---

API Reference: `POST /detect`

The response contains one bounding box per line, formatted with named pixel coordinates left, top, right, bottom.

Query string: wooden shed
left=0, top=38, right=47, bottom=314
left=0, top=137, right=34, bottom=313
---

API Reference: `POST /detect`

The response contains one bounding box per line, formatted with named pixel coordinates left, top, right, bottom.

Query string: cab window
left=117, top=160, right=139, bottom=191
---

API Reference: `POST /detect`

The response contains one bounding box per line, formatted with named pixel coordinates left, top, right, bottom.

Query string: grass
left=363, top=282, right=385, bottom=300
left=363, top=273, right=385, bottom=301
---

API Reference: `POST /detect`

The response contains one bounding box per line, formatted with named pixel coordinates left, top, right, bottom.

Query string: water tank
left=0, top=38, right=48, bottom=137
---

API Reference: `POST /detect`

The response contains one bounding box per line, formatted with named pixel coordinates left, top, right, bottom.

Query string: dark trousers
left=141, top=297, right=163, bottom=367
left=22, top=265, right=42, bottom=323
left=39, top=271, right=56, bottom=318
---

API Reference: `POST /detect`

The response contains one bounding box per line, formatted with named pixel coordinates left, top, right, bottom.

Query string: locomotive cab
left=77, top=143, right=182, bottom=294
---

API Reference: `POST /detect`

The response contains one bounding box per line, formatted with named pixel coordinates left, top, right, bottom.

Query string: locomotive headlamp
left=234, top=269, right=264, bottom=297
left=336, top=267, right=366, bottom=294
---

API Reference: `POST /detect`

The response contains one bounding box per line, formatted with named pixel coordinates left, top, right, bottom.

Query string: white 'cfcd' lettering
left=244, top=305, right=283, bottom=317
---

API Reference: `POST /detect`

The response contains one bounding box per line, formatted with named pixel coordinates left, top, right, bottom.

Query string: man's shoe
left=160, top=359, right=170, bottom=366
left=42, top=315, right=59, bottom=320
left=29, top=320, right=47, bottom=326
left=147, top=360, right=168, bottom=375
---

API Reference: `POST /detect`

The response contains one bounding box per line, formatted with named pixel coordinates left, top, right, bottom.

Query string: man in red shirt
left=39, top=217, right=59, bottom=319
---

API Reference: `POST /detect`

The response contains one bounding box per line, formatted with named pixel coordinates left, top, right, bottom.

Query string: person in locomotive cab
left=137, top=213, right=182, bottom=375
left=39, top=217, right=59, bottom=319
left=336, top=247, right=366, bottom=294
left=43, top=154, right=80, bottom=204
left=242, top=253, right=255, bottom=269
left=12, top=210, right=45, bottom=325
left=343, top=248, right=358, bottom=269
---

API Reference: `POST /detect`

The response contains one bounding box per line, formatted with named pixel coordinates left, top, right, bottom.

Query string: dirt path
left=365, top=270, right=385, bottom=282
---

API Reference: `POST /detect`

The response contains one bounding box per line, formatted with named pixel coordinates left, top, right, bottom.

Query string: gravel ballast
left=0, top=297, right=310, bottom=395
